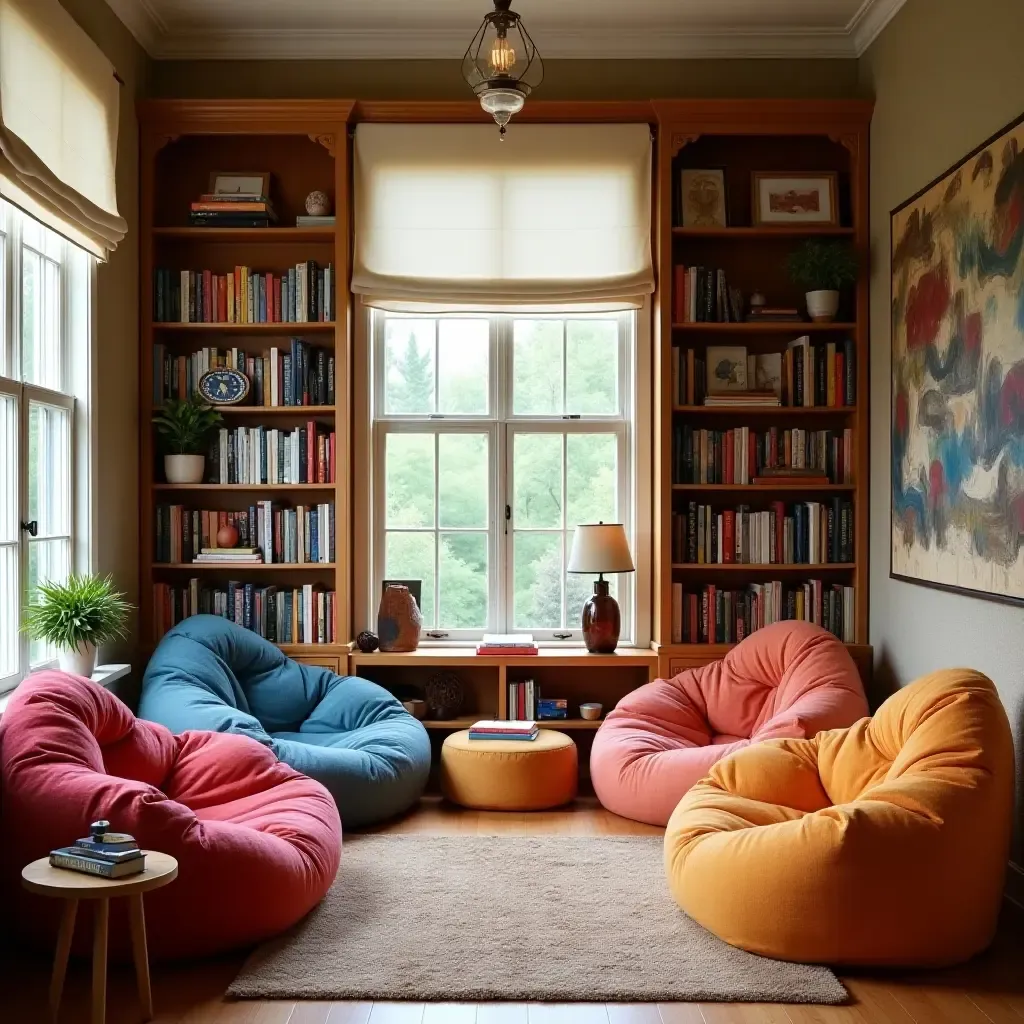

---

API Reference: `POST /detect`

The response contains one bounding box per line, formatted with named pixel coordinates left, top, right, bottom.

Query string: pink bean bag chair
left=591, top=622, right=868, bottom=826
left=0, top=672, right=341, bottom=961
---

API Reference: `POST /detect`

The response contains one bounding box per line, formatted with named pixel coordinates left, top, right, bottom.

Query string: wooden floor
left=3, top=796, right=1023, bottom=1023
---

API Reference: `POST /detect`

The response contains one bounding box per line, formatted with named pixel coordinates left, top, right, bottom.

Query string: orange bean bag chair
left=591, top=621, right=868, bottom=825
left=664, top=669, right=1015, bottom=966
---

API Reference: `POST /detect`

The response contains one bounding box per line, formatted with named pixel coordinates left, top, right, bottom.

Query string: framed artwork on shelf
left=891, top=108, right=1024, bottom=604
left=208, top=171, right=271, bottom=198
left=705, top=346, right=748, bottom=394
left=752, top=172, right=838, bottom=226
left=679, top=169, right=727, bottom=227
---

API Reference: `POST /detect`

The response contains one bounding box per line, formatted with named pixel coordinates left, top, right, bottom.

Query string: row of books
left=670, top=581, right=856, bottom=644
left=671, top=499, right=855, bottom=566
left=152, top=583, right=337, bottom=645
left=673, top=266, right=744, bottom=323
left=155, top=502, right=335, bottom=565
left=508, top=679, right=537, bottom=720
left=672, top=426, right=854, bottom=485
left=154, top=263, right=335, bottom=324
left=153, top=340, right=335, bottom=407
left=205, top=424, right=336, bottom=485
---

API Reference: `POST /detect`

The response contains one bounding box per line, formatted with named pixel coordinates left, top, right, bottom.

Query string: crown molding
left=848, top=0, right=908, bottom=55
left=102, top=0, right=165, bottom=54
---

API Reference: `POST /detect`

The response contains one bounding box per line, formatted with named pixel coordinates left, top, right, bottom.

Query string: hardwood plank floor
left=2, top=795, right=1021, bottom=1023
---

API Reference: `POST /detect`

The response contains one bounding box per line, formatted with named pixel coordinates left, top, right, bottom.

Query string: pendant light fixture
left=462, top=0, right=543, bottom=139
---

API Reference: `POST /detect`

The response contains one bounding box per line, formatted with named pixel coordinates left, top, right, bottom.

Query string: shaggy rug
left=229, top=835, right=846, bottom=1004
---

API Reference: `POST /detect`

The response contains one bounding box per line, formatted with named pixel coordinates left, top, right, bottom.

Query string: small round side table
left=22, top=852, right=178, bottom=1024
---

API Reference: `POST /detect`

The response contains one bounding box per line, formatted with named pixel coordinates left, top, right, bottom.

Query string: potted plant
left=23, top=573, right=132, bottom=677
left=153, top=393, right=222, bottom=484
left=787, top=240, right=859, bottom=323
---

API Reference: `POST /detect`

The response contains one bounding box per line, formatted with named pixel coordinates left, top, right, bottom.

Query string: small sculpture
left=356, top=630, right=380, bottom=654
left=216, top=523, right=239, bottom=548
left=305, top=190, right=331, bottom=217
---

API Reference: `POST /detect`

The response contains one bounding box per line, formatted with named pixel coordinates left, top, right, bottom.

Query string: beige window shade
left=353, top=123, right=654, bottom=311
left=0, top=0, right=126, bottom=260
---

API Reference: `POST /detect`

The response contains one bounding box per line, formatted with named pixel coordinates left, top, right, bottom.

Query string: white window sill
left=0, top=663, right=131, bottom=717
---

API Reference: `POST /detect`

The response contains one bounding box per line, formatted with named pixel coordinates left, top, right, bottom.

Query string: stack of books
left=703, top=392, right=780, bottom=408
left=476, top=633, right=538, bottom=656
left=190, top=192, right=277, bottom=228
left=468, top=720, right=539, bottom=741
left=50, top=824, right=146, bottom=879
left=746, top=307, right=803, bottom=323
left=296, top=215, right=335, bottom=228
left=193, top=547, right=263, bottom=565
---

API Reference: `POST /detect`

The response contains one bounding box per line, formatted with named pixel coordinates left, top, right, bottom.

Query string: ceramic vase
left=164, top=454, right=205, bottom=484
left=582, top=579, right=621, bottom=654
left=377, top=584, right=422, bottom=652
left=805, top=289, right=840, bottom=323
left=59, top=641, right=96, bottom=678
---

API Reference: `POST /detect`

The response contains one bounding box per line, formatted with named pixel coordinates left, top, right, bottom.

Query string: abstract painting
left=891, top=111, right=1024, bottom=603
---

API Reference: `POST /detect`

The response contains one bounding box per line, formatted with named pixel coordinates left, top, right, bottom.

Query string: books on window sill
left=469, top=720, right=539, bottom=741
left=154, top=263, right=334, bottom=324
left=670, top=581, right=855, bottom=645
left=152, top=582, right=337, bottom=645
left=476, top=633, right=538, bottom=656
left=153, top=341, right=335, bottom=407
left=206, top=423, right=336, bottom=485
left=671, top=499, right=854, bottom=566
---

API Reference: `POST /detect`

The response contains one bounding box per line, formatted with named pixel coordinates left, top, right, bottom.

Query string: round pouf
left=440, top=730, right=578, bottom=811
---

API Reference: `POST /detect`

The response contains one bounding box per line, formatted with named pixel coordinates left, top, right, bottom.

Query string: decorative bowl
left=579, top=702, right=604, bottom=721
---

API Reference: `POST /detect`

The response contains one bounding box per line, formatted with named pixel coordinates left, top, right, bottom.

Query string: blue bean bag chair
left=140, top=615, right=431, bottom=827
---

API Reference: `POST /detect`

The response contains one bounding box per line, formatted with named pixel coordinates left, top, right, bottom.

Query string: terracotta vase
left=377, top=584, right=422, bottom=653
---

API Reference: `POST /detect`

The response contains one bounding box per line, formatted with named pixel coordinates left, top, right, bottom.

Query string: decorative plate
left=198, top=368, right=250, bottom=405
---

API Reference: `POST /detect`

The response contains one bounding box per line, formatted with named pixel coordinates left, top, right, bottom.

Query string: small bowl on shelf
left=402, top=698, right=427, bottom=720
left=579, top=702, right=604, bottom=721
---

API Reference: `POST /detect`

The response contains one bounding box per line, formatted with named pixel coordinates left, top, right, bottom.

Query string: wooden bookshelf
left=651, top=100, right=873, bottom=652
left=138, top=101, right=356, bottom=666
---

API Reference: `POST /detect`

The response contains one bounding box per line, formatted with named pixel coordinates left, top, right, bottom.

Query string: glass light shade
left=567, top=523, right=635, bottom=575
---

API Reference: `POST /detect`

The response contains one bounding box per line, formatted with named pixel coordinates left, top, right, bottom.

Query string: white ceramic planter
left=164, top=453, right=205, bottom=484
left=59, top=641, right=97, bottom=678
left=806, top=289, right=840, bottom=323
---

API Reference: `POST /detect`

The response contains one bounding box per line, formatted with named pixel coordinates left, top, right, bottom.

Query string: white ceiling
left=104, top=0, right=906, bottom=60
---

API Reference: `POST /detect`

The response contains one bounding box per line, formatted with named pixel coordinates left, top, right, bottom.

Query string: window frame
left=367, top=308, right=644, bottom=645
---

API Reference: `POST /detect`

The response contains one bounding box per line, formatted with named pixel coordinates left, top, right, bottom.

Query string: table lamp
left=567, top=522, right=635, bottom=653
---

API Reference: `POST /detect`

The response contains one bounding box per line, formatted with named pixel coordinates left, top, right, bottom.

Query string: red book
left=477, top=646, right=538, bottom=656
left=273, top=277, right=282, bottom=323
left=306, top=422, right=315, bottom=483
left=722, top=510, right=735, bottom=564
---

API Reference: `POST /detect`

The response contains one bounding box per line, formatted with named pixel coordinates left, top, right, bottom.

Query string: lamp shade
left=567, top=523, right=634, bottom=575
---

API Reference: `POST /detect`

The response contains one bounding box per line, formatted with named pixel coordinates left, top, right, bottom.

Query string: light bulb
left=489, top=34, right=516, bottom=75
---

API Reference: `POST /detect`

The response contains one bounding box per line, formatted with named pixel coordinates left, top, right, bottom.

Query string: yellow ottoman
left=440, top=729, right=578, bottom=811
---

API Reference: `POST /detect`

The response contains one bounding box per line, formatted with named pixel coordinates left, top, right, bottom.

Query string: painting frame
left=208, top=171, right=271, bottom=198
left=889, top=106, right=1024, bottom=607
left=678, top=168, right=728, bottom=228
left=752, top=172, right=838, bottom=226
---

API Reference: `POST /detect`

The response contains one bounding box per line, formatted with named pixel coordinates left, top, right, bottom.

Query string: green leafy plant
left=23, top=574, right=132, bottom=652
left=787, top=240, right=859, bottom=292
left=153, top=394, right=222, bottom=455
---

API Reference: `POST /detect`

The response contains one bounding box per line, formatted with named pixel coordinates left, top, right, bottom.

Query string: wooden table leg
left=49, top=898, right=77, bottom=1023
left=91, top=898, right=108, bottom=1024
left=127, top=893, right=153, bottom=1021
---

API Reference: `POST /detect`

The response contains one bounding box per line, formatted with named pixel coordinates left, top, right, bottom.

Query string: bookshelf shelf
left=154, top=227, right=335, bottom=243
left=670, top=563, right=856, bottom=572
left=156, top=563, right=337, bottom=571
left=672, top=225, right=856, bottom=238
left=672, top=405, right=856, bottom=416
left=672, top=322, right=856, bottom=333
left=152, top=322, right=337, bottom=333
left=215, top=405, right=336, bottom=416
left=153, top=483, right=336, bottom=492
left=671, top=483, right=855, bottom=493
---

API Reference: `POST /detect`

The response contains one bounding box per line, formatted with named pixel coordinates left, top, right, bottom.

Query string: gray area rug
left=229, top=835, right=846, bottom=1005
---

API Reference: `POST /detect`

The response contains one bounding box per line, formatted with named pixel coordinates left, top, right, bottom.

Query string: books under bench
left=155, top=502, right=335, bottom=564
left=204, top=423, right=336, bottom=485
left=154, top=264, right=335, bottom=324
left=671, top=582, right=856, bottom=645
left=673, top=425, right=853, bottom=485
left=154, top=340, right=334, bottom=406
left=672, top=499, right=854, bottom=566
left=152, top=584, right=338, bottom=645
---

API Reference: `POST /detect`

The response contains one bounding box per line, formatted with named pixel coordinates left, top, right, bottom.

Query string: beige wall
left=148, top=57, right=861, bottom=101
left=58, top=0, right=148, bottom=663
left=861, top=0, right=1024, bottom=891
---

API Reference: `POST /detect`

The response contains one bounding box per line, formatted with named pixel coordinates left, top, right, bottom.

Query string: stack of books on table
left=468, top=720, right=539, bottom=741
left=190, top=193, right=277, bottom=228
left=192, top=547, right=264, bottom=564
left=476, top=633, right=538, bottom=656
left=703, top=391, right=780, bottom=408
left=50, top=826, right=146, bottom=879
left=745, top=307, right=803, bottom=323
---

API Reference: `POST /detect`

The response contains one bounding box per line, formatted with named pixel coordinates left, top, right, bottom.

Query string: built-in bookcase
left=651, top=101, right=873, bottom=663
left=138, top=101, right=355, bottom=673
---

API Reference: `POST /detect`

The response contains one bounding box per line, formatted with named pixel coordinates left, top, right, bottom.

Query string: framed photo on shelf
left=208, top=171, right=271, bottom=198
left=752, top=172, right=838, bottom=226
left=705, top=346, right=748, bottom=394
left=679, top=169, right=727, bottom=227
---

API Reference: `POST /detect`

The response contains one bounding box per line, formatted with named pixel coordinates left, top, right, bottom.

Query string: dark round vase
left=582, top=579, right=620, bottom=654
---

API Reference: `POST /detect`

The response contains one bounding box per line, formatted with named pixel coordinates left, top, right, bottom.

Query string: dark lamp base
left=582, top=579, right=620, bottom=654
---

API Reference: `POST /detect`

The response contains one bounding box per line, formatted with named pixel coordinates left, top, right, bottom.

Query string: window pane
left=22, top=249, right=62, bottom=391
left=513, top=319, right=563, bottom=415
left=384, top=318, right=435, bottom=414
left=566, top=433, right=617, bottom=528
left=0, top=543, right=16, bottom=678
left=566, top=558, right=618, bottom=634
left=0, top=394, right=16, bottom=544
left=438, top=320, right=488, bottom=414
left=439, top=532, right=488, bottom=628
left=439, top=433, right=488, bottom=528
left=566, top=319, right=618, bottom=414
left=513, top=433, right=563, bottom=528
left=513, top=531, right=562, bottom=629
left=385, top=531, right=435, bottom=627
left=385, top=433, right=434, bottom=528
left=29, top=402, right=72, bottom=536
left=27, top=538, right=71, bottom=666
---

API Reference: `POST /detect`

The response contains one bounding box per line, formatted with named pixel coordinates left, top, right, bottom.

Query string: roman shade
left=0, top=0, right=126, bottom=259
left=353, top=123, right=654, bottom=311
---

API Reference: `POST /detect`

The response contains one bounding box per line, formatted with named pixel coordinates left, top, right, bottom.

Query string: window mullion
left=433, top=431, right=440, bottom=631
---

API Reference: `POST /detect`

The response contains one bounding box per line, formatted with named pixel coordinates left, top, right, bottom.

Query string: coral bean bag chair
left=140, top=616, right=431, bottom=827
left=664, top=669, right=1015, bottom=966
left=591, top=621, right=868, bottom=825
left=0, top=672, right=341, bottom=961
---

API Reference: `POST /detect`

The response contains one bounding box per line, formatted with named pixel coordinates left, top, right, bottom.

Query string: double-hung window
left=0, top=201, right=93, bottom=692
left=371, top=309, right=637, bottom=643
